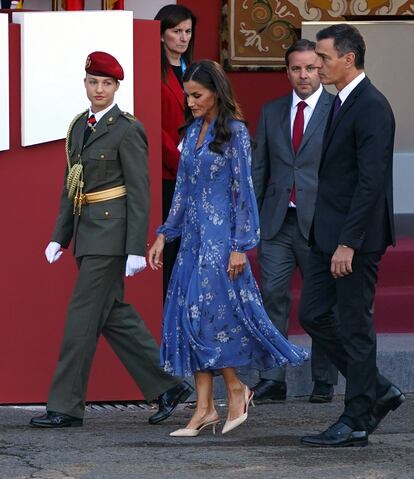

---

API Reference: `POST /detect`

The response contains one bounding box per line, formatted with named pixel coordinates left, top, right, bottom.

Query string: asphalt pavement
left=1, top=395, right=413, bottom=479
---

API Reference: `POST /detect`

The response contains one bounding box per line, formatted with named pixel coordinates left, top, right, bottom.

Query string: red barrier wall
left=0, top=19, right=162, bottom=403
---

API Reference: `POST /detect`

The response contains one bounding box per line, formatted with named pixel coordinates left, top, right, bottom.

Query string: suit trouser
left=162, top=179, right=181, bottom=302
left=258, top=209, right=338, bottom=385
left=47, top=255, right=181, bottom=418
left=299, top=245, right=391, bottom=430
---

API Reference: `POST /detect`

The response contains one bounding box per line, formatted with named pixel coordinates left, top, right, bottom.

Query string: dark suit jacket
left=312, top=77, right=395, bottom=254
left=161, top=66, right=184, bottom=181
left=253, top=88, right=334, bottom=241
left=52, top=104, right=150, bottom=258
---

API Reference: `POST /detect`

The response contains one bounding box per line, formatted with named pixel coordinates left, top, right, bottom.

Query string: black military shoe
left=367, top=384, right=406, bottom=434
left=309, top=381, right=334, bottom=403
left=30, top=411, right=83, bottom=428
left=148, top=381, right=193, bottom=425
left=251, top=379, right=286, bottom=402
left=301, top=421, right=368, bottom=447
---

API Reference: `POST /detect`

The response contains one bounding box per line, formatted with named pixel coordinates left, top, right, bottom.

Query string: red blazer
left=161, top=66, right=185, bottom=181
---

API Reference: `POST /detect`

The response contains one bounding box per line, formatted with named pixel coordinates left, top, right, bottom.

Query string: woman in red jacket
left=155, top=4, right=197, bottom=301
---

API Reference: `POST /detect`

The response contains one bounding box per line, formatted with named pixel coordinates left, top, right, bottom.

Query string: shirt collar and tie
left=337, top=71, right=366, bottom=105
left=83, top=102, right=116, bottom=145
left=87, top=102, right=116, bottom=124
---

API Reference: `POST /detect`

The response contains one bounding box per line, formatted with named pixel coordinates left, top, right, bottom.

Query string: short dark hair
left=316, top=24, right=365, bottom=69
left=154, top=4, right=197, bottom=83
left=285, top=39, right=316, bottom=66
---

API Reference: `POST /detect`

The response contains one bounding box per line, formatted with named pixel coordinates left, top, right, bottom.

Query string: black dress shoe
left=251, top=379, right=286, bottom=402
left=309, top=381, right=334, bottom=403
left=367, top=384, right=406, bottom=434
left=30, top=411, right=83, bottom=428
left=301, top=421, right=368, bottom=447
left=148, top=381, right=193, bottom=425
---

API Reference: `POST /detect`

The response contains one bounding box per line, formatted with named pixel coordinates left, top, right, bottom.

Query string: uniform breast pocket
left=88, top=148, right=118, bottom=180
left=88, top=198, right=126, bottom=220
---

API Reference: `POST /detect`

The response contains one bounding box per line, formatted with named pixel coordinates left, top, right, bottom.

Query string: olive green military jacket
left=52, top=105, right=150, bottom=258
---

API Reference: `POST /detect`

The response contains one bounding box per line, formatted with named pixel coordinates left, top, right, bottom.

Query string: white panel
left=0, top=14, right=10, bottom=152
left=11, top=0, right=175, bottom=19
left=302, top=21, right=414, bottom=154
left=393, top=153, right=414, bottom=214
left=13, top=10, right=134, bottom=147
left=302, top=21, right=414, bottom=214
left=126, top=0, right=176, bottom=19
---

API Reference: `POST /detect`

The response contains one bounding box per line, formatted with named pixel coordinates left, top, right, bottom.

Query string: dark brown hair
left=154, top=4, right=196, bottom=83
left=181, top=60, right=246, bottom=154
left=285, top=38, right=316, bottom=66
left=316, top=24, right=365, bottom=69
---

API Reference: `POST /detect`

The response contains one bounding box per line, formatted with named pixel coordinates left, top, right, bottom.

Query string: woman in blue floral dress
left=149, top=60, right=309, bottom=437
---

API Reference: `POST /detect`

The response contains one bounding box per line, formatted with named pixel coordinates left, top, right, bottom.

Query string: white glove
left=45, top=241, right=63, bottom=264
left=125, top=255, right=147, bottom=277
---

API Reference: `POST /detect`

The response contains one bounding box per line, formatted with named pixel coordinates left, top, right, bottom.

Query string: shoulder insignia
left=121, top=111, right=137, bottom=122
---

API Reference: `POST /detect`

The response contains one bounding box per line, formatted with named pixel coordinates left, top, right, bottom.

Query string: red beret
left=85, top=51, right=124, bottom=81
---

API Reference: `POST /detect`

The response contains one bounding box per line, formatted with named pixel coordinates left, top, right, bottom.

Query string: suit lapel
left=69, top=111, right=88, bottom=156
left=297, top=89, right=331, bottom=155
left=322, top=77, right=371, bottom=157
left=77, top=116, right=87, bottom=153
left=280, top=95, right=294, bottom=157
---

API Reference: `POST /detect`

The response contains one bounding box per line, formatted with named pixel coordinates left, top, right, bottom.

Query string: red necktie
left=290, top=101, right=307, bottom=205
left=83, top=114, right=97, bottom=145
left=87, top=114, right=96, bottom=127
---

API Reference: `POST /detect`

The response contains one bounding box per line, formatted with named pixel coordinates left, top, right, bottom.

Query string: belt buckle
left=74, top=193, right=87, bottom=207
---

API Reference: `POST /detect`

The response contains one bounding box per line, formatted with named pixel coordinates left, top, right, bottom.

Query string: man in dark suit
left=300, top=24, right=405, bottom=447
left=252, top=39, right=337, bottom=403
left=30, top=51, right=192, bottom=428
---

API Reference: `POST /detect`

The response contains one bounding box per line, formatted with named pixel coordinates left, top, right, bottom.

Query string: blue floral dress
left=158, top=118, right=309, bottom=377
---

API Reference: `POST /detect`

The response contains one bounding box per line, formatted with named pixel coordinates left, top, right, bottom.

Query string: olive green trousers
left=47, top=255, right=181, bottom=418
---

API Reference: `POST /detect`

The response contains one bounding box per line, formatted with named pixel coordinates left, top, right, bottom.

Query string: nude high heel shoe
left=169, top=413, right=220, bottom=437
left=222, top=386, right=255, bottom=435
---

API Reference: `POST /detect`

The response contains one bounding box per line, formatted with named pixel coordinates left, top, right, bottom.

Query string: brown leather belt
left=74, top=185, right=126, bottom=206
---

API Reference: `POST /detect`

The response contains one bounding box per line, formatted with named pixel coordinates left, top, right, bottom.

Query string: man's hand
left=125, top=255, right=147, bottom=277
left=331, top=245, right=354, bottom=279
left=45, top=241, right=63, bottom=264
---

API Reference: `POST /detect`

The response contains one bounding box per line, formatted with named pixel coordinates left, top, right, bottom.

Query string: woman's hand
left=227, top=251, right=246, bottom=281
left=148, top=234, right=166, bottom=270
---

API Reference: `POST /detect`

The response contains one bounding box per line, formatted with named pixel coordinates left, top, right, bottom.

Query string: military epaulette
left=121, top=111, right=137, bottom=122
left=78, top=109, right=89, bottom=120
left=66, top=109, right=88, bottom=140
left=69, top=109, right=88, bottom=128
